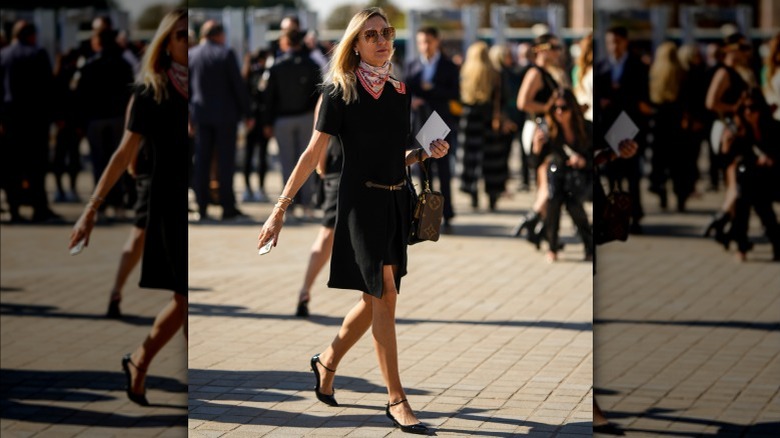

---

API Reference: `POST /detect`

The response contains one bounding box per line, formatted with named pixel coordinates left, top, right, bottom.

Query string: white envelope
left=415, top=111, right=451, bottom=155
left=604, top=111, right=639, bottom=154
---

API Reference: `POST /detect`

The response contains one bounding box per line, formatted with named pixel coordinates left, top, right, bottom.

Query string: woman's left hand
left=567, top=153, right=587, bottom=169
left=428, top=139, right=450, bottom=159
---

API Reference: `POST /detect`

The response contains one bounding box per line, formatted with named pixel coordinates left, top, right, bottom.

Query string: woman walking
left=257, top=7, right=449, bottom=434
left=69, top=8, right=188, bottom=406
left=459, top=41, right=503, bottom=211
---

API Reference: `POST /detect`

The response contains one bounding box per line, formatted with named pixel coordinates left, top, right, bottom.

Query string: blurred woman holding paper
left=257, top=8, right=449, bottom=434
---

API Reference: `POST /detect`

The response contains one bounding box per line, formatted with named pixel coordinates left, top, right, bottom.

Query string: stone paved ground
left=188, top=166, right=594, bottom=437
left=1, top=180, right=188, bottom=437
left=594, top=176, right=780, bottom=437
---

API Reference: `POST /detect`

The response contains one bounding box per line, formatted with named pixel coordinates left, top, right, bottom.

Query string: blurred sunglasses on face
left=363, top=27, right=396, bottom=44
left=554, top=104, right=570, bottom=112
left=174, top=29, right=188, bottom=41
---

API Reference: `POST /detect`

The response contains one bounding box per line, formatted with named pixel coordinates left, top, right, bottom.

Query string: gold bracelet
left=278, top=195, right=293, bottom=204
left=273, top=202, right=288, bottom=212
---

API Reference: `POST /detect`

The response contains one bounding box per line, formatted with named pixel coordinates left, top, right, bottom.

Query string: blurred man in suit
left=595, top=26, right=652, bottom=233
left=405, top=27, right=459, bottom=229
left=189, top=20, right=253, bottom=221
left=263, top=28, right=321, bottom=219
left=0, top=20, right=60, bottom=223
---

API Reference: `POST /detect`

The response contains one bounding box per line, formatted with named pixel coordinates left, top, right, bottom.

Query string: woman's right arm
left=69, top=98, right=142, bottom=249
left=517, top=68, right=549, bottom=114
left=257, top=129, right=331, bottom=249
left=705, top=68, right=735, bottom=115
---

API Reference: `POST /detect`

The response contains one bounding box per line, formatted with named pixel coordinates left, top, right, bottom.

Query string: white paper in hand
left=415, top=111, right=451, bottom=155
left=604, top=111, right=639, bottom=154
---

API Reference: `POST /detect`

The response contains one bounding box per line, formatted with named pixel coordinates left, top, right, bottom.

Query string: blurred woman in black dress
left=533, top=88, right=593, bottom=262
left=69, top=9, right=188, bottom=406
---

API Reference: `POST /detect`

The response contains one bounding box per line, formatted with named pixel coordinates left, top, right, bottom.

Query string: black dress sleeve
left=316, top=84, right=344, bottom=136
left=127, top=87, right=155, bottom=137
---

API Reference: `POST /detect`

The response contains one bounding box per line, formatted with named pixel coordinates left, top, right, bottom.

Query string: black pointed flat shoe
left=296, top=300, right=309, bottom=317
left=386, top=399, right=429, bottom=435
left=107, top=298, right=122, bottom=319
left=310, top=354, right=338, bottom=406
left=121, top=354, right=149, bottom=406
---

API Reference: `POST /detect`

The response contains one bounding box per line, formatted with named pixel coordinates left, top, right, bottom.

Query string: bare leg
left=128, top=293, right=187, bottom=395
left=532, top=159, right=549, bottom=216
left=720, top=162, right=737, bottom=214
left=110, top=226, right=146, bottom=301
left=298, top=226, right=335, bottom=304
left=375, top=266, right=420, bottom=426
left=316, top=293, right=374, bottom=395
left=594, top=399, right=608, bottom=426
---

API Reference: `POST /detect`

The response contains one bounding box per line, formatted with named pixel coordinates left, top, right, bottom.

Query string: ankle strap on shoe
left=317, top=356, right=336, bottom=373
left=125, top=355, right=148, bottom=373
left=388, top=398, right=407, bottom=407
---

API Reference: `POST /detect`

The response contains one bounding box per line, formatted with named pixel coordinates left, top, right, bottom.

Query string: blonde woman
left=574, top=32, right=593, bottom=121
left=648, top=41, right=692, bottom=211
left=764, top=32, right=780, bottom=120
left=257, top=7, right=449, bottom=434
left=69, top=9, right=188, bottom=406
left=459, top=41, right=502, bottom=210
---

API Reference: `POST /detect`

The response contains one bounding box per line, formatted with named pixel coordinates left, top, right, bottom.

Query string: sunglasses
left=744, top=104, right=759, bottom=112
left=739, top=43, right=752, bottom=52
left=362, top=27, right=395, bottom=44
left=173, top=29, right=188, bottom=41
left=553, top=104, right=570, bottom=112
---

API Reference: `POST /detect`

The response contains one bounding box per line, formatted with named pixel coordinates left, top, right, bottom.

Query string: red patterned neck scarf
left=356, top=60, right=405, bottom=99
left=167, top=61, right=188, bottom=98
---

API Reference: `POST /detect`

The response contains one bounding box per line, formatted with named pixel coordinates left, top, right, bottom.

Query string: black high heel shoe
left=703, top=212, right=729, bottom=238
left=386, top=399, right=429, bottom=435
left=296, top=300, right=309, bottom=317
left=310, top=354, right=338, bottom=406
left=107, top=297, right=121, bottom=319
left=121, top=354, right=149, bottom=406
left=511, top=212, right=540, bottom=237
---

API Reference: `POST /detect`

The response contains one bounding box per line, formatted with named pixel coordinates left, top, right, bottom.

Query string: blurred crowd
left=593, top=26, right=779, bottom=261
left=1, top=14, right=148, bottom=224
left=3, top=8, right=776, bottom=261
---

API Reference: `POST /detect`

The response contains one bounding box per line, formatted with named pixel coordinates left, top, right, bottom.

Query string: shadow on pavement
left=189, top=388, right=589, bottom=437
left=598, top=407, right=779, bottom=437
left=1, top=369, right=186, bottom=427
left=188, top=303, right=593, bottom=332
left=189, top=369, right=431, bottom=402
left=0, top=303, right=155, bottom=326
left=0, top=286, right=24, bottom=292
left=595, top=318, right=780, bottom=332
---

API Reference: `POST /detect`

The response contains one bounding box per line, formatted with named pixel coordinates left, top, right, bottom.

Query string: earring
left=166, top=49, right=171, bottom=57
left=354, top=50, right=359, bottom=56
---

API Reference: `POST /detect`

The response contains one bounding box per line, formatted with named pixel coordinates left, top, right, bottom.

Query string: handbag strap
left=419, top=156, right=432, bottom=192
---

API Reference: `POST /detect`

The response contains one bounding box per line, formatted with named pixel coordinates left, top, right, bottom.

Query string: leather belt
left=365, top=180, right=405, bottom=191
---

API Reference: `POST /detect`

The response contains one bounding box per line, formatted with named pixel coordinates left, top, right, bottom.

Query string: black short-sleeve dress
left=316, top=79, right=411, bottom=298
left=127, top=81, right=188, bottom=295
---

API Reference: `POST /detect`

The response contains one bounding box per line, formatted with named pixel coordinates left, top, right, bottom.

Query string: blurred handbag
left=408, top=161, right=444, bottom=245
left=596, top=181, right=631, bottom=244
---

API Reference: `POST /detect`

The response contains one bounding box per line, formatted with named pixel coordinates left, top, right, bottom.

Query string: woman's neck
left=561, top=124, right=576, bottom=143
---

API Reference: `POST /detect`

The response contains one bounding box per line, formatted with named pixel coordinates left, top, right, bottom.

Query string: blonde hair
left=649, top=41, right=683, bottom=104
left=576, top=33, right=593, bottom=89
left=324, top=7, right=392, bottom=104
left=138, top=8, right=187, bottom=103
left=766, top=32, right=780, bottom=93
left=460, top=41, right=497, bottom=105
left=488, top=44, right=508, bottom=72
